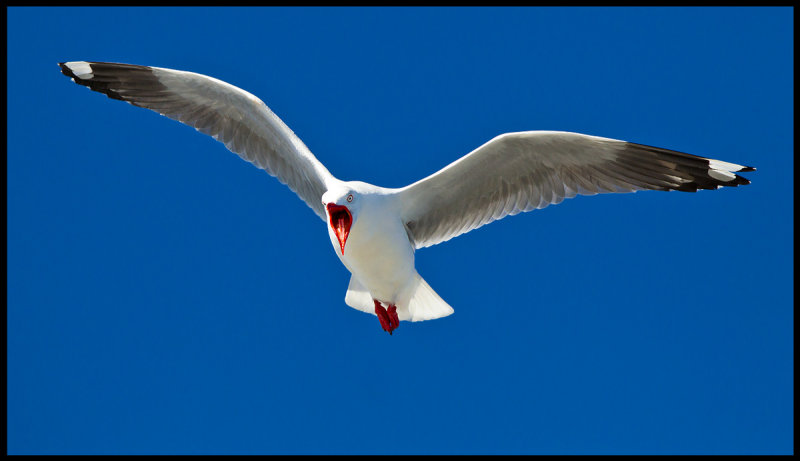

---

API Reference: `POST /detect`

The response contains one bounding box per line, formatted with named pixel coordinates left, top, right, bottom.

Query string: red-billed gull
left=59, top=61, right=755, bottom=335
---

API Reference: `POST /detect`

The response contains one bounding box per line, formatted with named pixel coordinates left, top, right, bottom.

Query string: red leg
left=374, top=299, right=399, bottom=335
left=374, top=299, right=392, bottom=333
left=387, top=304, right=400, bottom=331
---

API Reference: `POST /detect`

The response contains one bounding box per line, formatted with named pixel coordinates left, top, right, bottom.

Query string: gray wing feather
left=59, top=61, right=337, bottom=220
left=398, top=131, right=755, bottom=249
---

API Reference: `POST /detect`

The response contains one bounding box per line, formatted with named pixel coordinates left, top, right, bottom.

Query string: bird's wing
left=397, top=131, right=755, bottom=249
left=59, top=61, right=337, bottom=220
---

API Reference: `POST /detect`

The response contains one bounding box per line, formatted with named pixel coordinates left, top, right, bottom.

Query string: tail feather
left=400, top=274, right=454, bottom=322
left=344, top=275, right=374, bottom=315
left=344, top=273, right=454, bottom=322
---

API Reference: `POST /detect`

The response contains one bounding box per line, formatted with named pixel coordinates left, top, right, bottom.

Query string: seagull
left=59, top=61, right=755, bottom=335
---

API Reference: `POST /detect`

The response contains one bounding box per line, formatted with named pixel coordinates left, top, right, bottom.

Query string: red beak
left=326, top=203, right=352, bottom=254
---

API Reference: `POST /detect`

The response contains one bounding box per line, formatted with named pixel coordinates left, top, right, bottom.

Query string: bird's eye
left=346, top=194, right=353, bottom=203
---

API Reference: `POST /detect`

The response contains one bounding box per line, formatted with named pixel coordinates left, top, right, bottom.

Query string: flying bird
left=59, top=61, right=755, bottom=335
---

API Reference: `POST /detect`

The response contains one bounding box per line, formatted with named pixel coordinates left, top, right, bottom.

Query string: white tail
left=344, top=275, right=375, bottom=315
left=344, top=273, right=454, bottom=322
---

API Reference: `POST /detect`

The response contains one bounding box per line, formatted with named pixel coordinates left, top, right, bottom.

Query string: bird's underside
left=59, top=61, right=756, bottom=335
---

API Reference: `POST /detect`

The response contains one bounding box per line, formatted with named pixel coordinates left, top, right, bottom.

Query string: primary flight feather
left=59, top=61, right=755, bottom=334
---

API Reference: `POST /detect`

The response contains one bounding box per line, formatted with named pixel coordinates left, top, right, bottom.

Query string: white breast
left=327, top=197, right=416, bottom=304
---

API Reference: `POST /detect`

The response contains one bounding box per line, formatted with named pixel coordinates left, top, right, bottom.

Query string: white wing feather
left=398, top=131, right=754, bottom=249
left=59, top=61, right=338, bottom=220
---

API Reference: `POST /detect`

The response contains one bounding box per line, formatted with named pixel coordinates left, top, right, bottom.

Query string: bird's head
left=322, top=188, right=361, bottom=255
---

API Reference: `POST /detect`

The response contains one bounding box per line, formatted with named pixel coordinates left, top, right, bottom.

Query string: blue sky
left=7, top=7, right=793, bottom=455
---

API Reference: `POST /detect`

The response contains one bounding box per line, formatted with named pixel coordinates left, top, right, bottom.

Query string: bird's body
left=59, top=61, right=755, bottom=334
left=322, top=182, right=453, bottom=327
left=326, top=183, right=416, bottom=304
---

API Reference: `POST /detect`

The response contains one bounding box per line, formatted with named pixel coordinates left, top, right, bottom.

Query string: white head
left=321, top=185, right=363, bottom=255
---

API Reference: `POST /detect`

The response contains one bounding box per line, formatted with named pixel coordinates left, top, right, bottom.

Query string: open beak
left=326, top=203, right=352, bottom=255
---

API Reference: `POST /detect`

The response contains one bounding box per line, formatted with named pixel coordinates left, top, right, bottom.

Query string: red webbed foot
left=387, top=304, right=400, bottom=331
left=374, top=299, right=399, bottom=335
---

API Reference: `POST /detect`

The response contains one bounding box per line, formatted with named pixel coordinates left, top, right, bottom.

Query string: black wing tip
left=58, top=61, right=78, bottom=79
left=58, top=61, right=163, bottom=103
left=675, top=173, right=751, bottom=192
left=719, top=166, right=755, bottom=187
left=58, top=61, right=95, bottom=87
left=58, top=61, right=115, bottom=99
left=58, top=61, right=156, bottom=80
left=623, top=141, right=756, bottom=191
left=723, top=168, right=755, bottom=187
